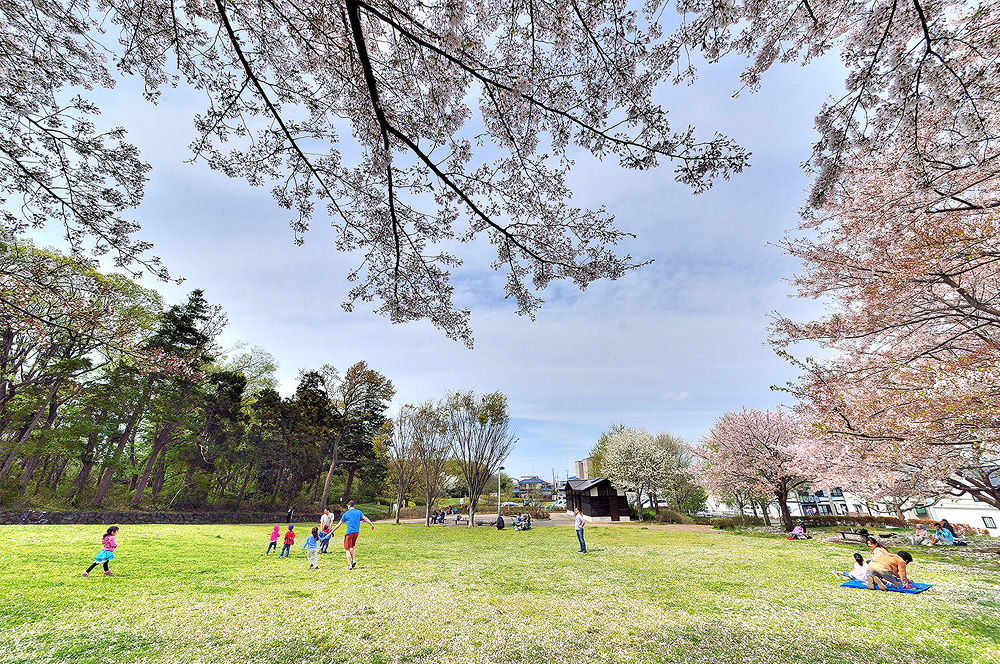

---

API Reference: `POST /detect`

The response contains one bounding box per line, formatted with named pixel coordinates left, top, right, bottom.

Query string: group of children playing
left=265, top=501, right=375, bottom=570
left=265, top=523, right=334, bottom=559
left=79, top=501, right=376, bottom=577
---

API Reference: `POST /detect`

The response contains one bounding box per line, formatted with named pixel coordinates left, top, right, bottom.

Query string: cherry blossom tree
left=767, top=0, right=1000, bottom=508
left=601, top=424, right=675, bottom=521
left=692, top=408, right=809, bottom=531
left=3, top=0, right=757, bottom=346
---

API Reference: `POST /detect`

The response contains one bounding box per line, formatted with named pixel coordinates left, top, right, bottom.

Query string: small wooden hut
left=565, top=477, right=630, bottom=522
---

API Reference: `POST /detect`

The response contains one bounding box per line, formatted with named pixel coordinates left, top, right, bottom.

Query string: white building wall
left=913, top=495, right=1000, bottom=537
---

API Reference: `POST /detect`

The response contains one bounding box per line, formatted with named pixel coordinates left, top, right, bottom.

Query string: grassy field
left=1, top=523, right=999, bottom=664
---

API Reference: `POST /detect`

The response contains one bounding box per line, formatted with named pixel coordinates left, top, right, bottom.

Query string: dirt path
left=378, top=512, right=718, bottom=533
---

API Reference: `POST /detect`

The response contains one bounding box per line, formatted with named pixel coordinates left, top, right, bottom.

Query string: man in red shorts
left=330, top=500, right=375, bottom=570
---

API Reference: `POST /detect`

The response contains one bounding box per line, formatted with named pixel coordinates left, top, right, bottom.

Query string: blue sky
left=29, top=46, right=845, bottom=482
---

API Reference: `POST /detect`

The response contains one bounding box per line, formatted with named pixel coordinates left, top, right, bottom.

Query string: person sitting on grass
left=865, top=536, right=889, bottom=557
left=868, top=549, right=914, bottom=591
left=931, top=523, right=955, bottom=546
left=833, top=552, right=869, bottom=582
left=788, top=525, right=810, bottom=540
left=907, top=523, right=932, bottom=546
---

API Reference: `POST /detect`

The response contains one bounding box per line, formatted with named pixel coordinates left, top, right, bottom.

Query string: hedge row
left=708, top=513, right=990, bottom=536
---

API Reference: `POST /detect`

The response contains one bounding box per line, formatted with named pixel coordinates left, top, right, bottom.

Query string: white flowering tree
left=601, top=424, right=672, bottom=522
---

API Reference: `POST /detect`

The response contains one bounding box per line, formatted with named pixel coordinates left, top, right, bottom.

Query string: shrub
left=791, top=514, right=906, bottom=529
left=711, top=516, right=764, bottom=530
left=656, top=509, right=691, bottom=524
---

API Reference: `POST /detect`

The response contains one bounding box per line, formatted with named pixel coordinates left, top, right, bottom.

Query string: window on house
left=983, top=516, right=997, bottom=529
left=832, top=488, right=843, bottom=497
left=915, top=507, right=927, bottom=515
left=853, top=505, right=863, bottom=514
left=814, top=490, right=825, bottom=498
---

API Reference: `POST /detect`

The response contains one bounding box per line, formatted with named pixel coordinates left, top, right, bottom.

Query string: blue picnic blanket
left=839, top=579, right=932, bottom=594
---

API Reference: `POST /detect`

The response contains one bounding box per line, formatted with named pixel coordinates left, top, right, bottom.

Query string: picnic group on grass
left=832, top=535, right=925, bottom=591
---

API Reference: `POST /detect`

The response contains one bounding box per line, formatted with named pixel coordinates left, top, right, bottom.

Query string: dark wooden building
left=565, top=477, right=630, bottom=522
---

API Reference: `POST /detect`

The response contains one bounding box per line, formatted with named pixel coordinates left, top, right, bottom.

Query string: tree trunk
left=758, top=500, right=772, bottom=526
left=93, top=384, right=150, bottom=506
left=394, top=485, right=405, bottom=525
left=340, top=462, right=357, bottom=504
left=33, top=456, right=52, bottom=495
left=129, top=428, right=170, bottom=508
left=319, top=432, right=343, bottom=511
left=150, top=459, right=167, bottom=500
left=237, top=459, right=255, bottom=505
left=20, top=454, right=41, bottom=486
left=128, top=436, right=139, bottom=491
left=49, top=457, right=68, bottom=491
left=775, top=488, right=794, bottom=531
left=0, top=404, right=48, bottom=482
left=466, top=497, right=478, bottom=528
left=70, top=462, right=94, bottom=505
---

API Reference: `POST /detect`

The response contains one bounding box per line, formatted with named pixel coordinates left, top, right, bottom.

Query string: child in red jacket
left=279, top=524, right=295, bottom=558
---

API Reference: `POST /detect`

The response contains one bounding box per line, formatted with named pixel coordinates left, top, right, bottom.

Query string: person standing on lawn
left=303, top=527, right=320, bottom=569
left=330, top=500, right=374, bottom=570
left=574, top=508, right=589, bottom=553
left=83, top=526, right=119, bottom=577
left=279, top=524, right=295, bottom=558
left=265, top=525, right=281, bottom=555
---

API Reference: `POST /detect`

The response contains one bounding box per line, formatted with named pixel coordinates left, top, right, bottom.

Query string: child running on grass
left=82, top=526, right=119, bottom=577
left=303, top=527, right=319, bottom=569
left=279, top=524, right=295, bottom=558
left=265, top=525, right=281, bottom=555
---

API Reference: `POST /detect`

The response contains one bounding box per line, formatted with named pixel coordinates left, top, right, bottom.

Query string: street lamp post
left=497, top=466, right=505, bottom=521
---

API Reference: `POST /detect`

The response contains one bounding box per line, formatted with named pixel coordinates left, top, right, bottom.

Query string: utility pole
left=568, top=440, right=573, bottom=480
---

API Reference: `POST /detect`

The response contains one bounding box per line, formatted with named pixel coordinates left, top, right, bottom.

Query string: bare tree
left=443, top=390, right=517, bottom=527
left=381, top=410, right=421, bottom=524
left=411, top=400, right=449, bottom=526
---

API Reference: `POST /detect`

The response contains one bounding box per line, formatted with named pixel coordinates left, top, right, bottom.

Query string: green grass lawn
left=1, top=524, right=998, bottom=664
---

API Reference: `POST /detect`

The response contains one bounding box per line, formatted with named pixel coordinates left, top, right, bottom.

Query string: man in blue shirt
left=330, top=500, right=375, bottom=570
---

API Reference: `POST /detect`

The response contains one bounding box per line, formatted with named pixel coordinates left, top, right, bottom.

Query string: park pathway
left=378, top=511, right=717, bottom=533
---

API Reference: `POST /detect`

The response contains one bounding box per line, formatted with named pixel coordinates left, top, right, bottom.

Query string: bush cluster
left=710, top=516, right=765, bottom=529
left=790, top=514, right=906, bottom=529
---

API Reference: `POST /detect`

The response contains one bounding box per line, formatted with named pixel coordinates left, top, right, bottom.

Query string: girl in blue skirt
left=83, top=526, right=119, bottom=577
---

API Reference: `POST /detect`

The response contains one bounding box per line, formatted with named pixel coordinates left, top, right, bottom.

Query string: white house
left=704, top=488, right=1000, bottom=537
left=908, top=494, right=1000, bottom=536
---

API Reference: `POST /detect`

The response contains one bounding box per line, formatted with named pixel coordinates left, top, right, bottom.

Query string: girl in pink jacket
left=265, top=525, right=281, bottom=555
left=83, top=526, right=119, bottom=577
